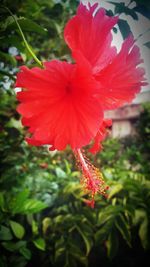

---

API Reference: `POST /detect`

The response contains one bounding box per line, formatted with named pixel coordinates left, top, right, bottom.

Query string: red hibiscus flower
left=15, top=3, right=146, bottom=206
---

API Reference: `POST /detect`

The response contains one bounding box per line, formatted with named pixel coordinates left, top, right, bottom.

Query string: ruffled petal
left=94, top=35, right=147, bottom=110
left=64, top=3, right=118, bottom=71
left=16, top=60, right=103, bottom=150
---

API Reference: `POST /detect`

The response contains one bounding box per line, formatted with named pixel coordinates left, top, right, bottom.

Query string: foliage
left=0, top=0, right=150, bottom=266
left=0, top=86, right=150, bottom=267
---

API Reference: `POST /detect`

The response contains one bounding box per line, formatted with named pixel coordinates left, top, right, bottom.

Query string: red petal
left=89, top=119, right=112, bottom=154
left=95, top=35, right=147, bottom=109
left=64, top=3, right=118, bottom=70
left=16, top=60, right=103, bottom=150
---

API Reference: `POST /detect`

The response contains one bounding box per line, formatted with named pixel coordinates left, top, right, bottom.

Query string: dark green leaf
left=118, top=19, right=131, bottom=39
left=0, top=193, right=4, bottom=209
left=139, top=214, right=149, bottom=249
left=106, top=229, right=119, bottom=259
left=108, top=1, right=138, bottom=19
left=133, top=5, right=150, bottom=19
left=19, top=247, right=32, bottom=260
left=76, top=225, right=92, bottom=255
left=95, top=227, right=109, bottom=244
left=69, top=243, right=88, bottom=266
left=0, top=51, right=17, bottom=66
left=144, top=41, right=150, bottom=49
left=0, top=226, right=13, bottom=241
left=115, top=215, right=131, bottom=247
left=7, top=17, right=47, bottom=35
left=2, top=241, right=27, bottom=252
left=106, top=10, right=114, bottom=17
left=133, top=0, right=150, bottom=10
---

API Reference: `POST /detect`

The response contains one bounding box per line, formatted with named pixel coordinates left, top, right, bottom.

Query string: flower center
left=73, top=148, right=109, bottom=207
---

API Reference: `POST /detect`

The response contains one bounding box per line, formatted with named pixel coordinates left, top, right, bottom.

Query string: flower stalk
left=3, top=6, right=43, bottom=68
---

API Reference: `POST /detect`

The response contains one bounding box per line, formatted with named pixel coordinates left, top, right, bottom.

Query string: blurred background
left=0, top=0, right=150, bottom=267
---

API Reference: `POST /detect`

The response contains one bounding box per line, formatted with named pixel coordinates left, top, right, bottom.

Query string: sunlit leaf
left=11, top=190, right=29, bottom=214
left=22, top=199, right=47, bottom=214
left=42, top=217, right=52, bottom=234
left=10, top=220, right=25, bottom=239
left=108, top=184, right=123, bottom=199
left=33, top=238, right=46, bottom=251
left=32, top=220, right=38, bottom=235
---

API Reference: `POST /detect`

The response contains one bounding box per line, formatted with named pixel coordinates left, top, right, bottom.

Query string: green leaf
left=11, top=193, right=48, bottom=214
left=0, top=225, right=13, bottom=241
left=19, top=247, right=32, bottom=260
left=69, top=242, right=88, bottom=266
left=95, top=227, right=109, bottom=244
left=108, top=184, right=123, bottom=199
left=0, top=51, right=17, bottom=66
left=7, top=17, right=47, bottom=35
left=32, top=220, right=38, bottom=235
left=133, top=209, right=146, bottom=225
left=55, top=247, right=65, bottom=262
left=0, top=193, right=4, bottom=209
left=108, top=1, right=138, bottom=19
left=0, top=36, right=25, bottom=51
left=55, top=237, right=65, bottom=261
left=106, top=229, right=119, bottom=259
left=11, top=189, right=29, bottom=214
left=42, top=217, right=52, bottom=234
left=2, top=241, right=27, bottom=252
left=10, top=220, right=25, bottom=239
left=22, top=199, right=47, bottom=214
left=55, top=167, right=67, bottom=178
left=76, top=225, right=92, bottom=256
left=118, top=19, right=131, bottom=39
left=139, top=214, right=149, bottom=249
left=33, top=238, right=46, bottom=251
left=106, top=10, right=114, bottom=17
left=64, top=159, right=71, bottom=175
left=115, top=215, right=131, bottom=247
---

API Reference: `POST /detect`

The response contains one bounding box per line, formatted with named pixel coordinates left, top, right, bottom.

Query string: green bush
left=0, top=88, right=150, bottom=267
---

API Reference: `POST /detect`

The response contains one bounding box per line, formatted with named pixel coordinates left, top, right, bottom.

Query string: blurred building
left=104, top=90, right=150, bottom=138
